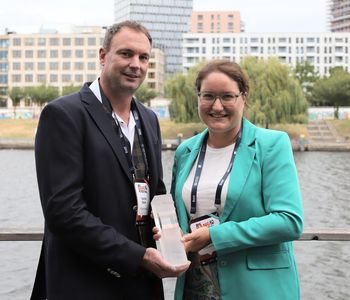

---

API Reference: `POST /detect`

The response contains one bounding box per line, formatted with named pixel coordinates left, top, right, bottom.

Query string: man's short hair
left=102, top=21, right=152, bottom=52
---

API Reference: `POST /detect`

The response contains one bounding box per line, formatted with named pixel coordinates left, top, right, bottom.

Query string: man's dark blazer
left=31, top=82, right=166, bottom=300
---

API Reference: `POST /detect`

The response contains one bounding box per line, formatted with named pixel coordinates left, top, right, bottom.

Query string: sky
left=0, top=0, right=328, bottom=34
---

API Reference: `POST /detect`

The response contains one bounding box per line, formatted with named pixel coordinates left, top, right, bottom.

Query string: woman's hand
left=181, top=226, right=211, bottom=253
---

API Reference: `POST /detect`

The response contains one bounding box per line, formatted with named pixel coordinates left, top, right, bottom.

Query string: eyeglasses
left=198, top=92, right=244, bottom=103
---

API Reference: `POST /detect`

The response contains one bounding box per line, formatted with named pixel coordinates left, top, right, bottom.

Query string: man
left=31, top=21, right=189, bottom=300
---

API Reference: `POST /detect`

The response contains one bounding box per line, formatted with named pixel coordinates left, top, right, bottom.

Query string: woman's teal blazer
left=171, top=118, right=304, bottom=300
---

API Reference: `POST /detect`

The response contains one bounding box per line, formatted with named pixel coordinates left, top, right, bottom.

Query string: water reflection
left=0, top=150, right=349, bottom=299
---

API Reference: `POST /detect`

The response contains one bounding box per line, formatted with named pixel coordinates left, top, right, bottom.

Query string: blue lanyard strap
left=190, top=125, right=243, bottom=215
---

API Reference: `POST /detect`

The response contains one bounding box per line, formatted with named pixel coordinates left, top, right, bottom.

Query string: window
left=278, top=37, right=287, bottom=43
left=12, top=50, right=21, bottom=58
left=87, top=62, right=96, bottom=70
left=63, top=38, right=71, bottom=46
left=37, top=62, right=46, bottom=70
left=25, top=50, right=33, bottom=58
left=62, top=74, right=71, bottom=82
left=62, top=62, right=71, bottom=70
left=25, top=38, right=34, bottom=46
left=62, top=50, right=71, bottom=58
left=197, top=14, right=203, bottom=20
left=13, top=38, right=21, bottom=46
left=335, top=46, right=343, bottom=53
left=25, top=62, right=34, bottom=70
left=50, top=38, right=59, bottom=46
left=37, top=50, right=46, bottom=58
left=50, top=50, right=58, bottom=58
left=12, top=74, right=21, bottom=82
left=25, top=74, right=33, bottom=82
left=88, top=37, right=96, bottom=46
left=0, top=51, right=7, bottom=60
left=75, top=74, right=83, bottom=82
left=12, top=62, right=20, bottom=70
left=38, top=38, right=46, bottom=46
left=75, top=38, right=84, bottom=46
left=0, top=75, right=8, bottom=84
left=0, top=63, right=8, bottom=71
left=87, top=50, right=96, bottom=58
left=75, top=50, right=84, bottom=58
left=74, top=62, right=84, bottom=70
left=50, top=74, right=58, bottom=82
left=50, top=62, right=59, bottom=70
left=37, top=74, right=46, bottom=82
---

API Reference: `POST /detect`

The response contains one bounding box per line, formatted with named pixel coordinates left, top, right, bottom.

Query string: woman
left=170, top=60, right=304, bottom=299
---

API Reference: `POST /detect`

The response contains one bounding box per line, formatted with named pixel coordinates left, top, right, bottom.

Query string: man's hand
left=181, top=226, right=211, bottom=253
left=141, top=247, right=190, bottom=278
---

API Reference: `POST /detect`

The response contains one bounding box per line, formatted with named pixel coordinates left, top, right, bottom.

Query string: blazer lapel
left=80, top=83, right=133, bottom=183
left=220, top=119, right=257, bottom=222
left=175, top=130, right=208, bottom=232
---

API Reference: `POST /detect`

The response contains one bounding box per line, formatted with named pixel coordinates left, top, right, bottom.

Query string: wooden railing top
left=1, top=228, right=350, bottom=242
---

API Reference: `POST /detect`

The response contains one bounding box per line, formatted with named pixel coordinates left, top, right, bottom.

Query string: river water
left=0, top=150, right=349, bottom=299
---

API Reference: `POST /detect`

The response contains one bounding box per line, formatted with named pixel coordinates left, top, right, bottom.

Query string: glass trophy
left=151, top=194, right=188, bottom=266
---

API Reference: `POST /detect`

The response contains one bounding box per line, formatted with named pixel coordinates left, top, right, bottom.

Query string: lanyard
left=100, top=89, right=149, bottom=180
left=190, top=126, right=243, bottom=215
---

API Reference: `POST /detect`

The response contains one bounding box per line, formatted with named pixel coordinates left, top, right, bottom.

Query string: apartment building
left=183, top=32, right=350, bottom=76
left=0, top=37, right=9, bottom=106
left=114, top=0, right=193, bottom=74
left=191, top=11, right=242, bottom=33
left=0, top=26, right=165, bottom=108
left=329, top=0, right=350, bottom=32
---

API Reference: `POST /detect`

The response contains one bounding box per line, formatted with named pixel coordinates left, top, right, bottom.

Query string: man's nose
left=129, top=56, right=140, bottom=69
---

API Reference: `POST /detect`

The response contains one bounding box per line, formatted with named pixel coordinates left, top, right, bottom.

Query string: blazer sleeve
left=35, top=100, right=145, bottom=276
left=210, top=132, right=304, bottom=255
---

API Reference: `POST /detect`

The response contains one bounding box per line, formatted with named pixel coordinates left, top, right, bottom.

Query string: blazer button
left=133, top=205, right=137, bottom=212
left=219, top=260, right=227, bottom=267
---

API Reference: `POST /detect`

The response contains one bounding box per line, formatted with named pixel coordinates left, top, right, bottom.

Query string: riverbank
left=1, top=137, right=350, bottom=151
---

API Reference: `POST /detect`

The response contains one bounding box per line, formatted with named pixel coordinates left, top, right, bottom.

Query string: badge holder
left=134, top=179, right=151, bottom=247
left=189, top=213, right=220, bottom=265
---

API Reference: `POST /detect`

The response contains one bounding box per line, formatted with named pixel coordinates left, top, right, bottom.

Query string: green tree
left=26, top=85, right=59, bottom=109
left=313, top=68, right=350, bottom=119
left=293, top=61, right=319, bottom=105
left=165, top=63, right=204, bottom=123
left=62, top=85, right=81, bottom=96
left=241, top=57, right=308, bottom=128
left=134, top=83, right=158, bottom=106
left=8, top=87, right=25, bottom=118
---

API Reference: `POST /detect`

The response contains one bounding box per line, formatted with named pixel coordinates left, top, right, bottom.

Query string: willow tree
left=8, top=87, right=25, bottom=118
left=26, top=85, right=59, bottom=109
left=134, top=83, right=158, bottom=106
left=293, top=61, right=319, bottom=105
left=241, top=57, right=308, bottom=128
left=165, top=63, right=205, bottom=123
left=313, top=67, right=350, bottom=119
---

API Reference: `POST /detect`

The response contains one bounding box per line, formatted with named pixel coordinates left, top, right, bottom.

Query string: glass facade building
left=114, top=0, right=193, bottom=74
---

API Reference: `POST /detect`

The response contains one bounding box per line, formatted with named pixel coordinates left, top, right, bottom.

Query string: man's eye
left=222, top=94, right=235, bottom=101
left=119, top=51, right=132, bottom=58
left=140, top=55, right=149, bottom=62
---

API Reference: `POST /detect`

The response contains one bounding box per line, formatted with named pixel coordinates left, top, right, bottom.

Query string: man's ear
left=99, top=48, right=106, bottom=66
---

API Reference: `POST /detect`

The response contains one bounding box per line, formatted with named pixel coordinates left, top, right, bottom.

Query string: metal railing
left=1, top=228, right=350, bottom=241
